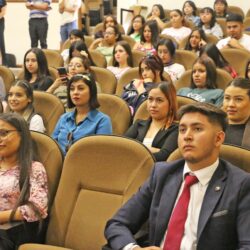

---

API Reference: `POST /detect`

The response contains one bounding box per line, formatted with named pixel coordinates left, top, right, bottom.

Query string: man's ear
left=215, top=130, right=225, bottom=146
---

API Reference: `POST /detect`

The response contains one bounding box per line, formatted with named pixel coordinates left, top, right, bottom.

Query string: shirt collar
left=68, top=109, right=97, bottom=123
left=183, top=159, right=219, bottom=186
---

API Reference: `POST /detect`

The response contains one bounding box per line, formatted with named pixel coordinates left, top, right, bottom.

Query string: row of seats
left=2, top=132, right=248, bottom=250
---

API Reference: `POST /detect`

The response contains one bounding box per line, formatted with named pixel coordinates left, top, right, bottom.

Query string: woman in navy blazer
left=125, top=81, right=178, bottom=161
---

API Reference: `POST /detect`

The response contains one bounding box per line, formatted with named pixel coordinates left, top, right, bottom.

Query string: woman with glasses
left=0, top=113, right=48, bottom=247
left=47, top=55, right=100, bottom=108
left=223, top=78, right=250, bottom=149
left=52, top=74, right=112, bottom=155
left=7, top=80, right=46, bottom=133
left=125, top=82, right=178, bottom=161
left=127, top=15, right=145, bottom=43
left=89, top=25, right=121, bottom=63
left=122, top=55, right=168, bottom=114
left=22, top=48, right=53, bottom=91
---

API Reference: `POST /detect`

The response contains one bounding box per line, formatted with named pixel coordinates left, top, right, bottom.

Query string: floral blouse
left=0, top=161, right=48, bottom=222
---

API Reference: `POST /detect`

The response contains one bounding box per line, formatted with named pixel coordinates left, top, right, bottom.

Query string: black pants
left=0, top=17, right=6, bottom=65
left=29, top=18, right=48, bottom=49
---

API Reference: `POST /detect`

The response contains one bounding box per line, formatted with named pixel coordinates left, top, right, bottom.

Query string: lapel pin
left=215, top=186, right=221, bottom=191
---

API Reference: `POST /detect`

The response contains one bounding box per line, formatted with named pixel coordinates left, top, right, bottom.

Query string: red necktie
left=163, top=174, right=198, bottom=250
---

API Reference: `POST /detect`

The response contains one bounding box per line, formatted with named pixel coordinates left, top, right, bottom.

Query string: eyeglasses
left=0, top=129, right=19, bottom=138
left=65, top=132, right=73, bottom=153
left=68, top=63, right=83, bottom=68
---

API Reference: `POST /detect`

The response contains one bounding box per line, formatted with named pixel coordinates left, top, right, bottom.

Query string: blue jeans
left=60, top=20, right=77, bottom=42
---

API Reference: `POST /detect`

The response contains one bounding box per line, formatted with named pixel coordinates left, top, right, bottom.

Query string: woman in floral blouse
left=0, top=113, right=48, bottom=224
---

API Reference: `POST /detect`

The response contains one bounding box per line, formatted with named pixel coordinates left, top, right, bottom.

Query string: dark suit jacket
left=105, top=159, right=250, bottom=250
left=125, top=119, right=178, bottom=161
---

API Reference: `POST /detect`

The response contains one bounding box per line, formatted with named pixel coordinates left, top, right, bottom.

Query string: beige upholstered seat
left=0, top=65, right=15, bottom=92
left=131, top=50, right=145, bottom=67
left=116, top=67, right=139, bottom=96
left=174, top=50, right=197, bottom=70
left=42, top=49, right=64, bottom=68
left=159, top=34, right=179, bottom=49
left=33, top=91, right=65, bottom=135
left=216, top=18, right=227, bottom=37
left=133, top=96, right=197, bottom=122
left=174, top=68, right=233, bottom=91
left=89, top=49, right=107, bottom=68
left=122, top=35, right=136, bottom=48
left=93, top=22, right=125, bottom=35
left=227, top=5, right=245, bottom=19
left=19, top=135, right=154, bottom=250
left=17, top=67, right=58, bottom=81
left=167, top=144, right=250, bottom=173
left=220, top=48, right=250, bottom=77
left=90, top=66, right=117, bottom=94
left=243, top=17, right=250, bottom=32
left=98, top=93, right=131, bottom=135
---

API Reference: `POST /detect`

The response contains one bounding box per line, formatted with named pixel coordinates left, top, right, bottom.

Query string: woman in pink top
left=0, top=113, right=48, bottom=247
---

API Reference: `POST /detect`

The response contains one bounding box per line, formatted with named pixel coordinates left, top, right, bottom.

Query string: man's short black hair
left=226, top=13, right=243, bottom=23
left=178, top=102, right=228, bottom=132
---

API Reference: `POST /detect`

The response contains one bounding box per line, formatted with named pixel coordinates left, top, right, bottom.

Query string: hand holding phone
left=57, top=67, right=67, bottom=77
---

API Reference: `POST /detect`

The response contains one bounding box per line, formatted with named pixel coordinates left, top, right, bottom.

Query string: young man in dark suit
left=105, top=102, right=250, bottom=250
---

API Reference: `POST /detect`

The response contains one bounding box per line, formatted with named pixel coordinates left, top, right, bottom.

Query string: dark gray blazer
left=105, top=159, right=250, bottom=250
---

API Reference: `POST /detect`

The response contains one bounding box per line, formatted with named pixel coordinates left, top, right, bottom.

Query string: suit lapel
left=154, top=166, right=183, bottom=245
left=197, top=162, right=227, bottom=240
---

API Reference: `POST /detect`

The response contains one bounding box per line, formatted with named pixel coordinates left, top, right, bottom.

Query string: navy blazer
left=105, top=159, right=250, bottom=250
left=125, top=119, right=178, bottom=161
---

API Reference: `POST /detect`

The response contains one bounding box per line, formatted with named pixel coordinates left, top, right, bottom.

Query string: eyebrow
left=179, top=122, right=204, bottom=127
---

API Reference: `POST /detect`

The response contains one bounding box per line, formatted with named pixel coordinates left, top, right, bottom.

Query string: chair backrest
left=90, top=66, right=117, bottom=94
left=98, top=93, right=131, bottom=135
left=167, top=144, right=250, bottom=173
left=133, top=96, right=197, bottom=122
left=0, top=65, right=15, bottom=93
left=85, top=35, right=94, bottom=48
left=116, top=67, right=139, bottom=96
left=246, top=8, right=250, bottom=18
left=33, top=91, right=65, bottom=135
left=42, top=49, right=64, bottom=68
left=243, top=17, right=250, bottom=32
left=0, top=100, right=3, bottom=113
left=45, top=135, right=155, bottom=250
left=131, top=50, right=145, bottom=67
left=159, top=34, right=179, bottom=49
left=174, top=50, right=197, bottom=70
left=89, top=49, right=107, bottom=68
left=227, top=5, right=245, bottom=19
left=122, top=35, right=136, bottom=49
left=31, top=131, right=63, bottom=209
left=220, top=48, right=250, bottom=77
left=174, top=68, right=233, bottom=91
left=216, top=18, right=227, bottom=37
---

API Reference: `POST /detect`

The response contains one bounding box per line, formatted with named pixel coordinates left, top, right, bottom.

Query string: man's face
left=226, top=21, right=243, bottom=39
left=178, top=112, right=225, bottom=170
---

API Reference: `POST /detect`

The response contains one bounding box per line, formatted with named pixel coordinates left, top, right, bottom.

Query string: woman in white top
left=156, top=38, right=185, bottom=82
left=107, top=41, right=133, bottom=80
left=199, top=7, right=223, bottom=39
left=161, top=9, right=192, bottom=44
left=7, top=80, right=46, bottom=133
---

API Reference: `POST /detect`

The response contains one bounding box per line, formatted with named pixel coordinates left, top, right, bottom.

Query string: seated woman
left=47, top=55, right=100, bottom=108
left=223, top=78, right=250, bottom=149
left=7, top=80, right=46, bottom=133
left=0, top=113, right=48, bottom=235
left=94, top=14, right=118, bottom=39
left=127, top=15, right=145, bottom=43
left=184, top=27, right=207, bottom=55
left=199, top=43, right=237, bottom=78
left=199, top=7, right=223, bottom=39
left=125, top=82, right=178, bottom=161
left=22, top=48, right=53, bottom=91
left=133, top=20, right=159, bottom=55
left=52, top=74, right=112, bottom=155
left=107, top=41, right=133, bottom=80
left=214, top=0, right=228, bottom=18
left=156, top=38, right=185, bottom=82
left=61, top=29, right=85, bottom=64
left=161, top=9, right=192, bottom=44
left=245, top=60, right=250, bottom=79
left=89, top=25, right=121, bottom=64
left=68, top=40, right=95, bottom=66
left=146, top=4, right=167, bottom=30
left=122, top=55, right=167, bottom=114
left=177, top=56, right=224, bottom=106
left=182, top=0, right=200, bottom=27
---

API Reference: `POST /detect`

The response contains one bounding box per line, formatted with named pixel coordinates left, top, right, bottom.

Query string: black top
left=224, top=124, right=246, bottom=147
left=30, top=76, right=53, bottom=91
left=125, top=119, right=179, bottom=161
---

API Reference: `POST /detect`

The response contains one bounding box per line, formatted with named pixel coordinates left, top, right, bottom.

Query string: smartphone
left=57, top=67, right=67, bottom=76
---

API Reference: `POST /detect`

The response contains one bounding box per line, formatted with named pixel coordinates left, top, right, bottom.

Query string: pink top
left=0, top=161, right=48, bottom=222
